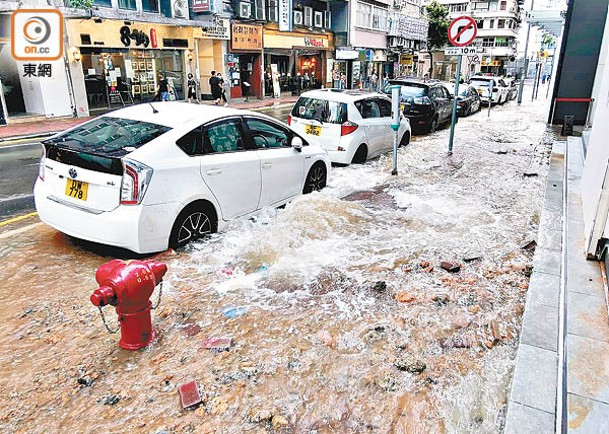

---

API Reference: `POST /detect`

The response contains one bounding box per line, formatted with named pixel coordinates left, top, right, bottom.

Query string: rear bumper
left=34, top=180, right=176, bottom=254
left=405, top=113, right=433, bottom=131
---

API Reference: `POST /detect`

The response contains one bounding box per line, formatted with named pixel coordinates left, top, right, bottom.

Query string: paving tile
left=539, top=207, right=563, bottom=233
left=568, top=393, right=609, bottom=433
left=568, top=201, right=584, bottom=222
left=567, top=292, right=609, bottom=343
left=567, top=257, right=605, bottom=298
left=537, top=228, right=562, bottom=251
left=533, top=246, right=562, bottom=276
left=504, top=401, right=555, bottom=434
left=520, top=301, right=559, bottom=351
left=528, top=271, right=560, bottom=308
left=510, top=344, right=557, bottom=413
left=567, top=334, right=609, bottom=405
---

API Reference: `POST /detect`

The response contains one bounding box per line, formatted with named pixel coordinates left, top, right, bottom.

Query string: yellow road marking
left=0, top=212, right=38, bottom=228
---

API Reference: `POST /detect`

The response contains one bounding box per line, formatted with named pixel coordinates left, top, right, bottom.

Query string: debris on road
left=394, top=353, right=427, bottom=374
left=372, top=281, right=387, bottom=292
left=521, top=240, right=537, bottom=251
left=201, top=337, right=233, bottom=351
left=178, top=381, right=203, bottom=409
left=223, top=306, right=248, bottom=319
left=440, top=261, right=461, bottom=273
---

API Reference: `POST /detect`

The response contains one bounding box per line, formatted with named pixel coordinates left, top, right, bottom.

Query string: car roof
left=389, top=78, right=446, bottom=88
left=103, top=102, right=252, bottom=128
left=298, top=88, right=389, bottom=102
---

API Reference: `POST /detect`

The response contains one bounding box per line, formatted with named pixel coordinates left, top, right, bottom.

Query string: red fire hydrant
left=91, top=259, right=167, bottom=350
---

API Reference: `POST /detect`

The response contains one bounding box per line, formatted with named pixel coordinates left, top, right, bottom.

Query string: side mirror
left=292, top=136, right=303, bottom=152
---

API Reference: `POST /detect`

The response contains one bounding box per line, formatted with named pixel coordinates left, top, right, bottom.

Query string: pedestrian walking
left=217, top=72, right=228, bottom=106
left=209, top=70, right=221, bottom=105
left=155, top=74, right=169, bottom=101
left=187, top=73, right=198, bottom=103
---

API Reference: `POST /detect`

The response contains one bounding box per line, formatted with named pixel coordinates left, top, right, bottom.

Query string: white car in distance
left=288, top=89, right=411, bottom=165
left=469, top=76, right=510, bottom=105
left=34, top=103, right=330, bottom=254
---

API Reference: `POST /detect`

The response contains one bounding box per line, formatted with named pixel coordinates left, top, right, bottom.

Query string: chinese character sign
left=231, top=23, right=263, bottom=51
left=279, top=0, right=292, bottom=32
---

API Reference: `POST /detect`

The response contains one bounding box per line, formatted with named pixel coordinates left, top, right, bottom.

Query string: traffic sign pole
left=446, top=16, right=477, bottom=154
left=448, top=54, right=462, bottom=154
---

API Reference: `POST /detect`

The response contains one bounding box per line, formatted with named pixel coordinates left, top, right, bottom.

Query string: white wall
left=581, top=9, right=609, bottom=255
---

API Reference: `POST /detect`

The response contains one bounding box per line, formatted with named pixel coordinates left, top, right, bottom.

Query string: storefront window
left=118, top=0, right=137, bottom=9
left=142, top=0, right=159, bottom=12
left=80, top=48, right=185, bottom=112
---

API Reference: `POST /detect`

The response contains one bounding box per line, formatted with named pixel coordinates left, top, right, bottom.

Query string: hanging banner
left=279, top=0, right=292, bottom=32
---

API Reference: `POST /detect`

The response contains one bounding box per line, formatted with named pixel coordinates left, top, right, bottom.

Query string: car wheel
left=399, top=131, right=410, bottom=147
left=428, top=117, right=438, bottom=133
left=303, top=162, right=327, bottom=194
left=351, top=144, right=368, bottom=164
left=169, top=202, right=217, bottom=250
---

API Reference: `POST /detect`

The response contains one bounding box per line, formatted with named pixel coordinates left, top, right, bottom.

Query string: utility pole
left=517, top=0, right=535, bottom=105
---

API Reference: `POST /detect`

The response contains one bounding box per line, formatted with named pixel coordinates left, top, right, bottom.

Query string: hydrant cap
left=149, top=261, right=168, bottom=283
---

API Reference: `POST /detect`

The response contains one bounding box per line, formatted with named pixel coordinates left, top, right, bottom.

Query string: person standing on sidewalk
left=209, top=71, right=221, bottom=105
left=217, top=72, right=228, bottom=106
left=187, top=73, right=198, bottom=103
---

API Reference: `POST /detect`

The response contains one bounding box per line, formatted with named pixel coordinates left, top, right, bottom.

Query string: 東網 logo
left=11, top=9, right=63, bottom=61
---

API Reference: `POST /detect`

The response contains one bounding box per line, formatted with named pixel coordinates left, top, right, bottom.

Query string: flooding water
left=0, top=88, right=555, bottom=433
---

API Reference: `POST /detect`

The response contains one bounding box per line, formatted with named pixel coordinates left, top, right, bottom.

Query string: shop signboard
left=192, top=0, right=210, bottom=13
left=279, top=0, right=292, bottom=32
left=400, top=54, right=413, bottom=65
left=199, top=18, right=230, bottom=40
left=231, top=23, right=262, bottom=51
left=335, top=48, right=359, bottom=60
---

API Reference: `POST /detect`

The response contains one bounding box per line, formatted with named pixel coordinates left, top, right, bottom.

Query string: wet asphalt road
left=0, top=104, right=294, bottom=221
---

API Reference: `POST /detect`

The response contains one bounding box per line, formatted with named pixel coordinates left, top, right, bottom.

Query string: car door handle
left=261, top=162, right=272, bottom=169
left=206, top=168, right=223, bottom=176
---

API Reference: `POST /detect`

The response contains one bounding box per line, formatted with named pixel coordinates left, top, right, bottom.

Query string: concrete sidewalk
left=504, top=137, right=609, bottom=433
left=0, top=95, right=298, bottom=142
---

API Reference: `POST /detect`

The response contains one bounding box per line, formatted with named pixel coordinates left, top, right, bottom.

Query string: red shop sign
left=150, top=28, right=158, bottom=48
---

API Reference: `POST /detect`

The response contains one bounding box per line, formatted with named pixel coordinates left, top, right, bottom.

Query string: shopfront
left=229, top=23, right=263, bottom=99
left=193, top=17, right=230, bottom=98
left=263, top=28, right=334, bottom=94
left=66, top=19, right=195, bottom=113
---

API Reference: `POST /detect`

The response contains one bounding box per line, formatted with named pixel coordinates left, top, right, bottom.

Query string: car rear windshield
left=386, top=82, right=428, bottom=97
left=470, top=78, right=495, bottom=87
left=43, top=117, right=171, bottom=157
left=291, top=97, right=347, bottom=124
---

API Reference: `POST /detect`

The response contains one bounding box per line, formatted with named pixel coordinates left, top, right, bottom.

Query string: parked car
left=468, top=76, right=510, bottom=105
left=288, top=89, right=411, bottom=165
left=445, top=83, right=482, bottom=117
left=384, top=78, right=453, bottom=134
left=34, top=103, right=330, bottom=254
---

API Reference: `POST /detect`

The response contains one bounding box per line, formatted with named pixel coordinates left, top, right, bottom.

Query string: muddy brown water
left=0, top=95, right=554, bottom=433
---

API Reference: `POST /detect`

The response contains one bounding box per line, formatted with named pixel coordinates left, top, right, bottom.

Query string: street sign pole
left=487, top=80, right=492, bottom=117
left=390, top=85, right=401, bottom=175
left=448, top=54, right=462, bottom=154
left=446, top=15, right=477, bottom=155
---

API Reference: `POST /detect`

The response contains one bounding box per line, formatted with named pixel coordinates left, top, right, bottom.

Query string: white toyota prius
left=34, top=103, right=330, bottom=254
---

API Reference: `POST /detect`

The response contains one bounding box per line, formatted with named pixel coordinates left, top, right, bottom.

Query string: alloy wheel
left=304, top=164, right=327, bottom=193
left=177, top=212, right=212, bottom=245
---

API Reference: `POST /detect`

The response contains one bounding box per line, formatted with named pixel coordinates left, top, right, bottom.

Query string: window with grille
left=255, top=0, right=266, bottom=20
left=304, top=6, right=313, bottom=26
left=267, top=0, right=278, bottom=22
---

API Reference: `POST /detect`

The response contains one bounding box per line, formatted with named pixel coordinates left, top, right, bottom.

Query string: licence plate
left=305, top=125, right=321, bottom=136
left=477, top=89, right=483, bottom=95
left=65, top=179, right=88, bottom=201
left=400, top=104, right=406, bottom=112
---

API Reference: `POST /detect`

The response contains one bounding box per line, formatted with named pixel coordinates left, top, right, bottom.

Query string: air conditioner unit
left=293, top=10, right=303, bottom=26
left=172, top=0, right=188, bottom=18
left=239, top=2, right=252, bottom=18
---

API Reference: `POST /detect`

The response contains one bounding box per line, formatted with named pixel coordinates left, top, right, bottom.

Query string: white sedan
left=34, top=103, right=330, bottom=254
left=288, top=89, right=411, bottom=165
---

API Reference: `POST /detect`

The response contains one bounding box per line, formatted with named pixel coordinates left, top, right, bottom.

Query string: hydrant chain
left=98, top=305, right=119, bottom=334
left=151, top=280, right=163, bottom=310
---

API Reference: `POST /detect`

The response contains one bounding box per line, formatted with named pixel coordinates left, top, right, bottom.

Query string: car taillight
left=38, top=147, right=45, bottom=181
left=121, top=158, right=153, bottom=205
left=413, top=96, right=432, bottom=105
left=287, top=115, right=292, bottom=126
left=341, top=121, right=358, bottom=136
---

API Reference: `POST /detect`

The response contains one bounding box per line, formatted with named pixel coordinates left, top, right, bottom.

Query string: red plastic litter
left=202, top=337, right=233, bottom=350
left=183, top=323, right=201, bottom=337
left=178, top=381, right=202, bottom=409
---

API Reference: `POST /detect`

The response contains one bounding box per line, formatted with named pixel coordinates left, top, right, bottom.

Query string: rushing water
left=0, top=90, right=556, bottom=433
